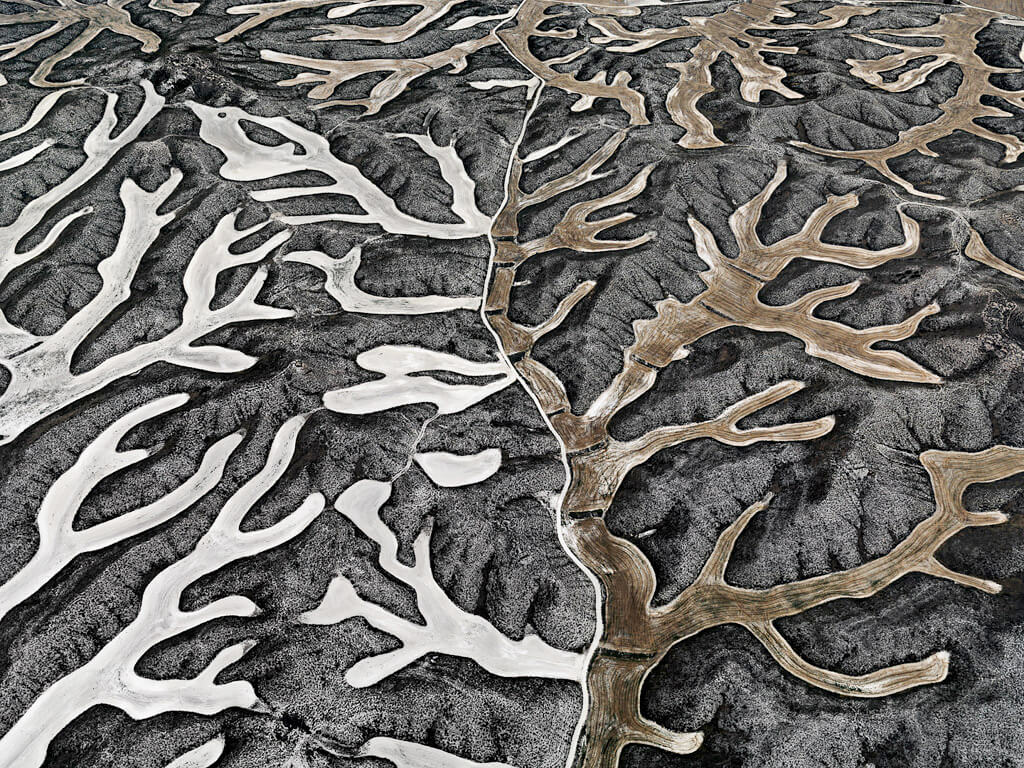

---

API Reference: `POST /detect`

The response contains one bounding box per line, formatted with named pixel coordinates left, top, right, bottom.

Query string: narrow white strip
left=413, top=448, right=501, bottom=487
left=359, top=736, right=515, bottom=768
left=324, top=346, right=514, bottom=415
left=164, top=737, right=225, bottom=768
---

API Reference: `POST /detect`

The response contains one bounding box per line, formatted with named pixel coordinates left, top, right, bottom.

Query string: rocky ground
left=0, top=1, right=1022, bottom=767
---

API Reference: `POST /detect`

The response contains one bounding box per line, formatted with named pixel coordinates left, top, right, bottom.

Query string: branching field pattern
left=0, top=1, right=1023, bottom=767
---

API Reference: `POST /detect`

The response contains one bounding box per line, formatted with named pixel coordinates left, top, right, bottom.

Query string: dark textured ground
left=1, top=0, right=1023, bottom=767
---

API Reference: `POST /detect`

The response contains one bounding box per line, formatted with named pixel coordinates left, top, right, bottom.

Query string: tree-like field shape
left=0, top=1, right=1023, bottom=768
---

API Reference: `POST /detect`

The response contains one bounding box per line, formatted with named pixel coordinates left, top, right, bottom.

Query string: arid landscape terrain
left=0, top=0, right=1023, bottom=766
